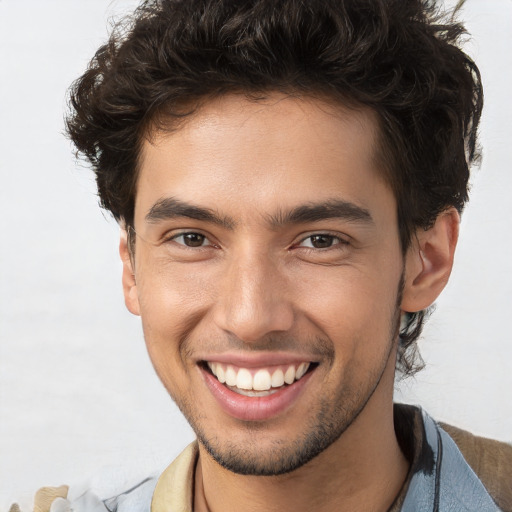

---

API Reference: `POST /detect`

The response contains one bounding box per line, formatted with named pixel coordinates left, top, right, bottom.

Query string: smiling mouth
left=204, top=361, right=315, bottom=397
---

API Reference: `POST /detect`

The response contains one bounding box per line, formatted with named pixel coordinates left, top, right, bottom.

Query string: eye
left=299, top=234, right=343, bottom=249
left=171, top=232, right=211, bottom=247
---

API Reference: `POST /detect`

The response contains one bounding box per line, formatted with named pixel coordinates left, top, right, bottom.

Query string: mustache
left=180, top=329, right=335, bottom=363
left=173, top=307, right=336, bottom=365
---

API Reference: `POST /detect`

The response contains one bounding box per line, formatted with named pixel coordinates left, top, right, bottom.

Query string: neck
left=194, top=362, right=409, bottom=512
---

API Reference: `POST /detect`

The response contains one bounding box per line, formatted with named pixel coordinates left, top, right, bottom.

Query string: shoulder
left=440, top=422, right=512, bottom=512
left=394, top=404, right=509, bottom=511
left=26, top=476, right=157, bottom=512
left=20, top=443, right=199, bottom=512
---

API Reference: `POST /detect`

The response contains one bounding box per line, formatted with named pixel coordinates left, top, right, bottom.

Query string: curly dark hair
left=66, top=0, right=483, bottom=376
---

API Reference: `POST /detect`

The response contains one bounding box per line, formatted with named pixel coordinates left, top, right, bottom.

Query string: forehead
left=136, top=93, right=392, bottom=225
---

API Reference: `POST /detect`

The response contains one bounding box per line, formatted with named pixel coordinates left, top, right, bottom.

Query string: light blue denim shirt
left=400, top=409, right=501, bottom=511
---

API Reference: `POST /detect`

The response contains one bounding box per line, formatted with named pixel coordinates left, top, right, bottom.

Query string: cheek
left=134, top=261, right=211, bottom=374
left=137, top=254, right=216, bottom=322
left=134, top=258, right=228, bottom=382
left=293, top=266, right=400, bottom=354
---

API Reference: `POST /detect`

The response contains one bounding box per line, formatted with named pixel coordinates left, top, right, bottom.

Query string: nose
left=212, top=248, right=294, bottom=342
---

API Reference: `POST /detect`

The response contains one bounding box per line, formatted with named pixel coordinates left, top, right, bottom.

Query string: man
left=26, top=0, right=511, bottom=511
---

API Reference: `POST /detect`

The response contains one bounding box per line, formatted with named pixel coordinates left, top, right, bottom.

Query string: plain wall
left=1, top=0, right=511, bottom=509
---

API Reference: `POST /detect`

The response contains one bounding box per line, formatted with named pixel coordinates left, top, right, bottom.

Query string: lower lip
left=201, top=366, right=314, bottom=421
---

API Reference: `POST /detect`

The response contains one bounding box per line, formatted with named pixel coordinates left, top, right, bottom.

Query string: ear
left=401, top=208, right=460, bottom=312
left=120, top=227, right=140, bottom=316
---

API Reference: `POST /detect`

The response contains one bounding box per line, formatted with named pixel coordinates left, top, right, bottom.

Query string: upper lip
left=195, top=351, right=319, bottom=368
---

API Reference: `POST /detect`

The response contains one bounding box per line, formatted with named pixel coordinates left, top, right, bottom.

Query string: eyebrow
left=145, top=197, right=373, bottom=229
left=268, top=199, right=373, bottom=228
left=146, top=197, right=235, bottom=229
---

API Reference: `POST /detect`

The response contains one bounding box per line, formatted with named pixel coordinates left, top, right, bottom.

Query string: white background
left=0, top=0, right=511, bottom=510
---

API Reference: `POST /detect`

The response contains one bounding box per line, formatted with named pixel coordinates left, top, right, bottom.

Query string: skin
left=120, top=94, right=459, bottom=511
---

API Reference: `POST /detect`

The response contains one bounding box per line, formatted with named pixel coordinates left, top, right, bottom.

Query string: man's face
left=125, top=94, right=405, bottom=475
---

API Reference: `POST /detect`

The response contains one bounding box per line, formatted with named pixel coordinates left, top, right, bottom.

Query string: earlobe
left=120, top=227, right=141, bottom=316
left=401, top=208, right=460, bottom=313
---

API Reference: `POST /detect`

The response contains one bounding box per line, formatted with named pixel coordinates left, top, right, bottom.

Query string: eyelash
left=165, top=231, right=215, bottom=248
left=163, top=231, right=349, bottom=251
left=295, top=233, right=349, bottom=250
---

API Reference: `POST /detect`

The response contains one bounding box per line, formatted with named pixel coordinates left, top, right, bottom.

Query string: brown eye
left=306, top=234, right=337, bottom=249
left=173, top=232, right=209, bottom=247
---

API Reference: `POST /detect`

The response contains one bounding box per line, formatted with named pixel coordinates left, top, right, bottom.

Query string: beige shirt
left=152, top=442, right=198, bottom=512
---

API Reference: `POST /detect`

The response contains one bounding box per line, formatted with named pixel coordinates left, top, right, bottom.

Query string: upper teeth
left=207, top=362, right=310, bottom=391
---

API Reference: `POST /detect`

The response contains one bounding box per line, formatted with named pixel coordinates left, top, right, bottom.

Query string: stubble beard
left=171, top=326, right=398, bottom=476
left=195, top=370, right=384, bottom=476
